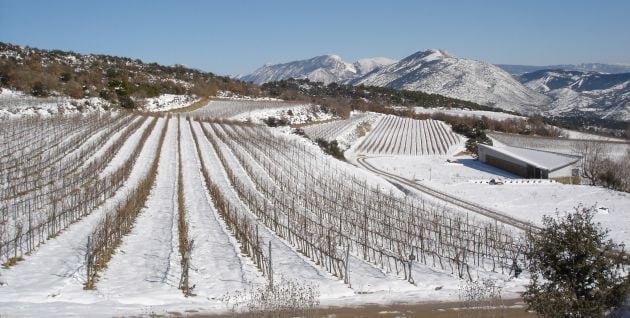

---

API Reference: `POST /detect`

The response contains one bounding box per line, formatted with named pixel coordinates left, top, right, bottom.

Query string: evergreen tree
left=524, top=206, right=630, bottom=317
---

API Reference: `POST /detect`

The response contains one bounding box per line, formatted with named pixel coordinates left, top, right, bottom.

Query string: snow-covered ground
left=359, top=154, right=518, bottom=185
left=490, top=132, right=630, bottom=160
left=558, top=128, right=628, bottom=142
left=231, top=103, right=334, bottom=125
left=431, top=181, right=630, bottom=245
left=0, top=117, right=166, bottom=317
left=216, top=90, right=283, bottom=101
left=189, top=99, right=334, bottom=125
left=141, top=94, right=199, bottom=112
left=357, top=153, right=630, bottom=246
left=351, top=115, right=461, bottom=156
left=1, top=104, right=627, bottom=317
left=302, top=111, right=380, bottom=149
left=0, top=88, right=112, bottom=117
left=0, top=89, right=203, bottom=116
left=413, top=106, right=524, bottom=121
left=96, top=118, right=183, bottom=305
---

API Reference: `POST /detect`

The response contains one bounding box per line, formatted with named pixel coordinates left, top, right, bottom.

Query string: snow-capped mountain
left=353, top=57, right=397, bottom=76
left=518, top=69, right=630, bottom=121
left=243, top=49, right=628, bottom=120
left=498, top=63, right=630, bottom=76
left=352, top=49, right=551, bottom=114
left=240, top=55, right=358, bottom=85
left=240, top=55, right=396, bottom=85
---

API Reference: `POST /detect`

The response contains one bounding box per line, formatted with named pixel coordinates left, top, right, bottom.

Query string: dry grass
left=1, top=256, right=24, bottom=268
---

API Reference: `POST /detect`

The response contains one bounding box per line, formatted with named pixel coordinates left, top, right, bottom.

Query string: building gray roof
left=479, top=144, right=581, bottom=171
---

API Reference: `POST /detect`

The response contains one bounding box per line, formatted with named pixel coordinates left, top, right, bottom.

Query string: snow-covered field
left=0, top=88, right=111, bottom=117
left=0, top=88, right=204, bottom=116
left=358, top=154, right=630, bottom=246
left=490, top=132, right=630, bottom=160
left=0, top=105, right=528, bottom=316
left=353, top=115, right=461, bottom=156
left=413, top=107, right=524, bottom=121
left=188, top=99, right=334, bottom=124
left=302, top=112, right=380, bottom=149
left=1, top=100, right=627, bottom=317
left=141, top=94, right=199, bottom=112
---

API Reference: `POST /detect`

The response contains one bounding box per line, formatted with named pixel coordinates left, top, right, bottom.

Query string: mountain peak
left=241, top=54, right=357, bottom=84
left=354, top=49, right=550, bottom=113
left=326, top=54, right=342, bottom=61
left=404, top=49, right=455, bottom=62
left=354, top=57, right=397, bottom=75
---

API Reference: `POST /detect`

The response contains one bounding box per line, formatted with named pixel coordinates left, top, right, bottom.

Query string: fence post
left=86, top=235, right=92, bottom=285
left=345, top=246, right=350, bottom=287
left=268, top=241, right=273, bottom=290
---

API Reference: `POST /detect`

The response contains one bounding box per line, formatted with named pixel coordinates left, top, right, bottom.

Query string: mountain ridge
left=498, top=63, right=630, bottom=76
left=517, top=69, right=630, bottom=121
left=240, top=54, right=397, bottom=85
left=242, top=50, right=629, bottom=121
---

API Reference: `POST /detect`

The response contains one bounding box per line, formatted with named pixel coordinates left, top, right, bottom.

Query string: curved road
left=356, top=156, right=538, bottom=232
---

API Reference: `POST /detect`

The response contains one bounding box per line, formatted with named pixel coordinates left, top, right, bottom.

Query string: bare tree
left=572, top=140, right=609, bottom=185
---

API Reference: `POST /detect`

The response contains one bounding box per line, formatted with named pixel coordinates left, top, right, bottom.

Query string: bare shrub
left=458, top=278, right=504, bottom=318
left=354, top=121, right=371, bottom=137
left=572, top=140, right=609, bottom=185
left=221, top=278, right=320, bottom=318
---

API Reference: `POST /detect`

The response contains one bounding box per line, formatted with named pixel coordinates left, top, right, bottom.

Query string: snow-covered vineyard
left=0, top=104, right=527, bottom=316
left=189, top=99, right=292, bottom=118
left=355, top=115, right=461, bottom=155
left=1, top=99, right=629, bottom=316
left=302, top=112, right=375, bottom=141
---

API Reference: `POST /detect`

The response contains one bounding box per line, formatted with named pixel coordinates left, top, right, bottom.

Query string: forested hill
left=0, top=42, right=260, bottom=108
left=261, top=78, right=519, bottom=117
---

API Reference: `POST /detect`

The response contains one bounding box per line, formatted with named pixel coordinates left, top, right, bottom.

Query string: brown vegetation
left=176, top=116, right=193, bottom=295
left=0, top=42, right=260, bottom=108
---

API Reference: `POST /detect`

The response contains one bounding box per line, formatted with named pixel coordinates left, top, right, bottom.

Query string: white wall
left=549, top=164, right=578, bottom=179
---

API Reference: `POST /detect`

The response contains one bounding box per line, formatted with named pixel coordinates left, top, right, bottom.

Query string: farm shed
left=477, top=144, right=580, bottom=180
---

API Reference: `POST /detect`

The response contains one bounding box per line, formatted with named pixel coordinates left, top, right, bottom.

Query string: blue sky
left=1, top=0, right=629, bottom=75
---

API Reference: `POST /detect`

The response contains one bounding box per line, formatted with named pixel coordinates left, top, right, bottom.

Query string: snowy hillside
left=353, top=57, right=397, bottom=76
left=245, top=49, right=630, bottom=122
left=518, top=70, right=630, bottom=121
left=244, top=49, right=551, bottom=115
left=240, top=55, right=358, bottom=84
left=498, top=63, right=630, bottom=76
left=240, top=55, right=397, bottom=85
left=353, top=49, right=551, bottom=114
left=0, top=88, right=111, bottom=117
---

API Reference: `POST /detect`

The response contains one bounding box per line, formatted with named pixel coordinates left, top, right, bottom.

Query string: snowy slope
left=353, top=49, right=551, bottom=114
left=241, top=55, right=358, bottom=84
left=353, top=57, right=397, bottom=76
left=518, top=70, right=630, bottom=121
left=141, top=94, right=199, bottom=112
left=240, top=55, right=397, bottom=85
left=0, top=88, right=111, bottom=117
left=498, top=63, right=630, bottom=76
